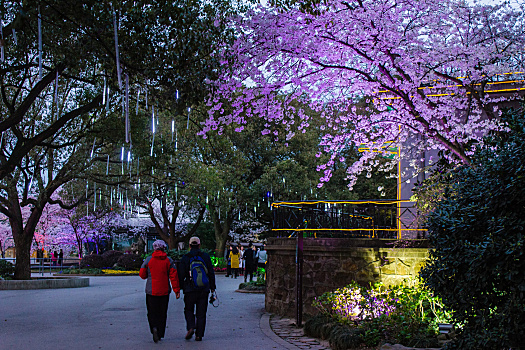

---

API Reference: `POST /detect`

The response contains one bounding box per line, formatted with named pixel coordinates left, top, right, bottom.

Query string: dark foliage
left=116, top=254, right=143, bottom=270
left=420, top=108, right=525, bottom=349
left=79, top=254, right=105, bottom=269
left=101, top=250, right=124, bottom=267
left=304, top=315, right=364, bottom=349
left=0, top=259, right=15, bottom=278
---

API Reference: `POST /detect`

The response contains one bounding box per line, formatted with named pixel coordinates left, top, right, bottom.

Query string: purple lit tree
left=203, top=0, right=525, bottom=188
left=0, top=214, right=12, bottom=258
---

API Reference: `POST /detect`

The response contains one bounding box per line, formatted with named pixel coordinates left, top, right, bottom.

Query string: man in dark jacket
left=178, top=236, right=216, bottom=341
left=243, top=242, right=256, bottom=282
left=140, top=240, right=180, bottom=343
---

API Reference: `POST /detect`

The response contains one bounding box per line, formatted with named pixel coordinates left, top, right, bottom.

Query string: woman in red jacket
left=140, top=240, right=180, bottom=343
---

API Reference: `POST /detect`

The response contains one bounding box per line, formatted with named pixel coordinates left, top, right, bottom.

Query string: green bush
left=116, top=254, right=143, bottom=270
left=419, top=108, right=525, bottom=350
left=312, top=280, right=447, bottom=347
left=0, top=259, right=15, bottom=278
left=101, top=250, right=124, bottom=267
left=211, top=256, right=226, bottom=268
left=79, top=254, right=105, bottom=269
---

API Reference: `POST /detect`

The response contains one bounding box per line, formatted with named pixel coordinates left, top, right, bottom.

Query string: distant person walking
left=243, top=243, right=256, bottom=282
left=239, top=245, right=245, bottom=275
left=257, top=245, right=267, bottom=278
left=51, top=251, right=58, bottom=266
left=229, top=246, right=240, bottom=279
left=139, top=240, right=180, bottom=343
left=37, top=248, right=44, bottom=266
left=178, top=237, right=216, bottom=341
left=58, top=249, right=64, bottom=267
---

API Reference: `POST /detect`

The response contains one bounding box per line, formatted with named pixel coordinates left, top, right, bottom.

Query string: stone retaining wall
left=265, top=238, right=429, bottom=317
left=0, top=277, right=90, bottom=290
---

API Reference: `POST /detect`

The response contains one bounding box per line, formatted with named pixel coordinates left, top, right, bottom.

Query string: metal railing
left=1, top=257, right=81, bottom=276
left=271, top=200, right=427, bottom=239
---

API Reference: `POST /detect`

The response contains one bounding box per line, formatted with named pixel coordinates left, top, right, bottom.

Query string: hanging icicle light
left=125, top=74, right=130, bottom=143
left=106, top=85, right=110, bottom=112
left=106, top=155, right=110, bottom=175
left=112, top=7, right=122, bottom=90
left=127, top=150, right=131, bottom=162
left=38, top=9, right=42, bottom=79
left=54, top=72, right=59, bottom=119
left=150, top=106, right=155, bottom=157
left=187, top=107, right=191, bottom=129
left=136, top=89, right=140, bottom=114
left=102, top=76, right=106, bottom=106
left=90, top=138, right=96, bottom=158
left=0, top=19, right=4, bottom=62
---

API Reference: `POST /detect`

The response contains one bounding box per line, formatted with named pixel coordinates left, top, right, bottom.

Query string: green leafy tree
left=0, top=0, right=246, bottom=279
left=420, top=108, right=525, bottom=349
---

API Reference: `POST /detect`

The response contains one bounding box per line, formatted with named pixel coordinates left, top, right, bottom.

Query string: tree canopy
left=202, top=0, right=525, bottom=188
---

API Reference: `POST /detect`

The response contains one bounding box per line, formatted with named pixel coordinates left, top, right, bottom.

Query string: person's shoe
left=185, top=328, right=194, bottom=340
left=195, top=336, right=202, bottom=341
left=152, top=327, right=159, bottom=343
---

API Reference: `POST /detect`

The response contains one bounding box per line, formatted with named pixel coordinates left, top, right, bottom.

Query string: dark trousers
left=146, top=294, right=170, bottom=338
left=183, top=290, right=209, bottom=337
left=244, top=263, right=255, bottom=282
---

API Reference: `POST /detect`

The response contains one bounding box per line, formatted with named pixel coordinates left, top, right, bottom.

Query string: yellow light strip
left=378, top=87, right=525, bottom=100
left=397, top=125, right=402, bottom=240
left=272, top=200, right=412, bottom=207
left=272, top=228, right=428, bottom=232
left=376, top=79, right=525, bottom=94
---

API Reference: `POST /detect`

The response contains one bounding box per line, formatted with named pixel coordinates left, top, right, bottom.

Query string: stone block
left=380, top=259, right=396, bottom=275
left=395, top=259, right=411, bottom=276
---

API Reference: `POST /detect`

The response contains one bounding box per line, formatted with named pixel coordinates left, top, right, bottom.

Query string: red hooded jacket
left=139, top=250, right=180, bottom=296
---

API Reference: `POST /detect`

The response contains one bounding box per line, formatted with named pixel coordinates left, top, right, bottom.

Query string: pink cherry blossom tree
left=202, top=0, right=525, bottom=188
left=0, top=214, right=13, bottom=258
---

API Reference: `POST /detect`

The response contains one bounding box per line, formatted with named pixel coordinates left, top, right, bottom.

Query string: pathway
left=0, top=274, right=328, bottom=350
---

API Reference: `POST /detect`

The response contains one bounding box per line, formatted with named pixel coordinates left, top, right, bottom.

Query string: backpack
left=188, top=253, right=209, bottom=289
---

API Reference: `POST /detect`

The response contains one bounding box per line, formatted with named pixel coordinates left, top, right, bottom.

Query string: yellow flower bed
left=102, top=269, right=139, bottom=275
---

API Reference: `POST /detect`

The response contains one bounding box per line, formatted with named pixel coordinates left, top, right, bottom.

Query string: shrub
left=79, top=254, right=105, bottom=269
left=312, top=280, right=448, bottom=347
left=101, top=250, right=124, bottom=267
left=0, top=259, right=15, bottom=278
left=304, top=315, right=337, bottom=339
left=116, top=254, right=143, bottom=270
left=211, top=256, right=226, bottom=268
left=329, top=324, right=363, bottom=350
left=420, top=108, right=525, bottom=350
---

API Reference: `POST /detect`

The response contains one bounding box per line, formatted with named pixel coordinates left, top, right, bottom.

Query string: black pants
left=146, top=294, right=170, bottom=338
left=183, top=290, right=209, bottom=338
left=244, top=263, right=255, bottom=282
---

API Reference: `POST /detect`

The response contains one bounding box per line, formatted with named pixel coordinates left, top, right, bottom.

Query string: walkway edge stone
left=0, top=277, right=89, bottom=290
left=260, top=313, right=302, bottom=350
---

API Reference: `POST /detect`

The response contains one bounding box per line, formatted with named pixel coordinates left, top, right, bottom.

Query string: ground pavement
left=0, top=273, right=328, bottom=350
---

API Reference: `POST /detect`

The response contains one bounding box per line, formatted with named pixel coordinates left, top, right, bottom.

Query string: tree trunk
left=12, top=228, right=33, bottom=280
left=211, top=208, right=234, bottom=258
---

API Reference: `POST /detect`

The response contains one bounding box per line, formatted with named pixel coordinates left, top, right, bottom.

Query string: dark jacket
left=178, top=248, right=216, bottom=293
left=243, top=248, right=256, bottom=267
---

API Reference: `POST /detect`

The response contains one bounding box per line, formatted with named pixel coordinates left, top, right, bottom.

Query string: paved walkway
left=0, top=274, right=328, bottom=350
